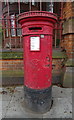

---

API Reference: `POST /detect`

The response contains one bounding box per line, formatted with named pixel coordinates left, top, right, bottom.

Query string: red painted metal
left=18, top=11, right=57, bottom=89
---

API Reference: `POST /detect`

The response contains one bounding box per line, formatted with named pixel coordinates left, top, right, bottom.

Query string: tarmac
left=0, top=85, right=72, bottom=119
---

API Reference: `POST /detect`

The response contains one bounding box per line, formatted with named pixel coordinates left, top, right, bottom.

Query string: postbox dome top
left=18, top=11, right=57, bottom=23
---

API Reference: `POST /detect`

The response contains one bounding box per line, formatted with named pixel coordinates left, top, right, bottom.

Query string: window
left=16, top=14, right=22, bottom=36
left=4, top=17, right=8, bottom=37
left=10, top=0, right=18, bottom=3
left=46, top=2, right=54, bottom=13
left=10, top=0, right=18, bottom=4
left=10, top=14, right=22, bottom=37
left=32, top=0, right=35, bottom=6
left=17, top=28, right=22, bottom=36
left=3, top=0, right=7, bottom=7
left=10, top=14, right=16, bottom=37
left=20, top=0, right=29, bottom=3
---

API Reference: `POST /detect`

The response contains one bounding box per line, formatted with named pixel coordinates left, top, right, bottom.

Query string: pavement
left=0, top=85, right=72, bottom=119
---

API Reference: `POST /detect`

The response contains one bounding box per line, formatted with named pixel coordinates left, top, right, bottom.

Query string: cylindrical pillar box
left=18, top=11, right=57, bottom=113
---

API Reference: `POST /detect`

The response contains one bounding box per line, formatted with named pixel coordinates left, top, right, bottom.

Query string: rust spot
left=46, top=56, right=50, bottom=62
left=45, top=64, right=50, bottom=67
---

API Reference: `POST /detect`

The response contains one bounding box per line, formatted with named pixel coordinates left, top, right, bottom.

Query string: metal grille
left=2, top=1, right=62, bottom=49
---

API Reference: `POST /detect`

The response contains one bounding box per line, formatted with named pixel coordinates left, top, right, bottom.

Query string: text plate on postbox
left=30, top=37, right=40, bottom=51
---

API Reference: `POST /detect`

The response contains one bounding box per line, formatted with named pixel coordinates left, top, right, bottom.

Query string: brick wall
left=1, top=58, right=65, bottom=72
left=0, top=58, right=66, bottom=85
left=1, top=59, right=23, bottom=71
left=61, top=34, right=74, bottom=58
left=1, top=48, right=67, bottom=86
left=63, top=2, right=74, bottom=20
left=52, top=58, right=65, bottom=71
left=61, top=2, right=74, bottom=59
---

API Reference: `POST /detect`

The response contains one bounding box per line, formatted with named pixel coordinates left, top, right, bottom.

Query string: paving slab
left=4, top=86, right=43, bottom=118
left=1, top=85, right=72, bottom=119
left=43, top=98, right=72, bottom=118
left=0, top=87, right=2, bottom=119
left=1, top=87, right=15, bottom=118
left=52, top=85, right=72, bottom=98
left=0, top=100, right=2, bottom=120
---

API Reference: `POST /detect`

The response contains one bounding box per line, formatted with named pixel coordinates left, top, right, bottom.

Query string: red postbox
left=18, top=11, right=57, bottom=113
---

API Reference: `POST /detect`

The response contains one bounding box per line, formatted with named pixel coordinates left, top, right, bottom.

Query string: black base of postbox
left=24, top=86, right=52, bottom=113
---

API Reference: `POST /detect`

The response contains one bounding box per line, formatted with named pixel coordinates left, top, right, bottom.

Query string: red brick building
left=61, top=2, right=74, bottom=59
